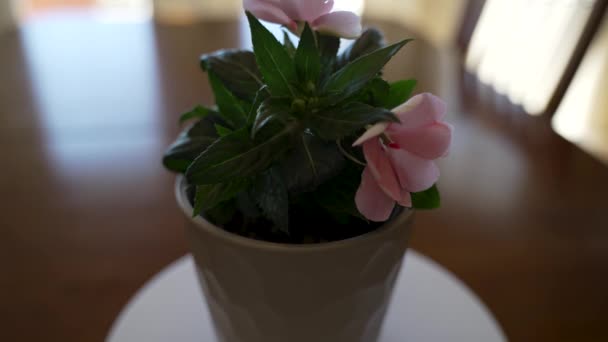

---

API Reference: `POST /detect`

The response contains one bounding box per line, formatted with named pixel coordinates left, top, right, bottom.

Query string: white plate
left=107, top=251, right=506, bottom=342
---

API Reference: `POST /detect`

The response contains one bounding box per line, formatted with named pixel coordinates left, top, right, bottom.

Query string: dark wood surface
left=1, top=12, right=607, bottom=342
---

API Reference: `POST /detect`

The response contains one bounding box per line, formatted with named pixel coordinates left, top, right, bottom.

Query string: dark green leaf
left=208, top=71, right=247, bottom=128
left=314, top=164, right=365, bottom=220
left=236, top=191, right=262, bottom=219
left=252, top=168, right=289, bottom=233
left=316, top=32, right=340, bottom=81
left=179, top=105, right=216, bottom=124
left=193, top=179, right=250, bottom=216
left=353, top=77, right=390, bottom=107
left=246, top=11, right=298, bottom=97
left=163, top=138, right=202, bottom=172
left=188, top=114, right=230, bottom=136
left=186, top=122, right=298, bottom=185
left=205, top=199, right=238, bottom=226
left=338, top=28, right=386, bottom=68
left=163, top=115, right=225, bottom=173
left=294, top=23, right=321, bottom=87
left=317, top=32, right=340, bottom=64
left=283, top=31, right=296, bottom=57
left=278, top=133, right=345, bottom=193
left=386, top=79, right=417, bottom=109
left=411, top=184, right=441, bottom=209
left=200, top=49, right=263, bottom=101
left=322, top=40, right=411, bottom=103
left=308, top=102, right=399, bottom=141
left=252, top=97, right=292, bottom=138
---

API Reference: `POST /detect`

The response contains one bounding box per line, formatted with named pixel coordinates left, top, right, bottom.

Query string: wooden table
left=1, top=11, right=607, bottom=342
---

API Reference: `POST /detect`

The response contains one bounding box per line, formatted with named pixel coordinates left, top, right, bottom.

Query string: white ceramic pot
left=175, top=176, right=413, bottom=342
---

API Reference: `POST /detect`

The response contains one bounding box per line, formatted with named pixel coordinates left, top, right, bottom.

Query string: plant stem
left=336, top=140, right=366, bottom=167
left=302, top=135, right=318, bottom=179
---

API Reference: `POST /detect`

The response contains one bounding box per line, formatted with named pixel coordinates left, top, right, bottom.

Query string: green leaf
left=314, top=164, right=365, bottom=220
left=215, top=124, right=232, bottom=137
left=338, top=28, right=386, bottom=68
left=411, top=184, right=441, bottom=209
left=283, top=31, right=296, bottom=57
left=186, top=122, right=298, bottom=185
left=200, top=49, right=263, bottom=101
left=386, top=79, right=417, bottom=109
left=277, top=133, right=345, bottom=193
left=252, top=97, right=292, bottom=138
left=179, top=105, right=215, bottom=124
left=208, top=71, right=247, bottom=128
left=308, top=102, right=399, bottom=141
left=294, top=23, right=321, bottom=87
left=193, top=179, right=250, bottom=216
left=322, top=40, right=411, bottom=103
left=247, top=85, right=270, bottom=125
left=163, top=114, right=226, bottom=173
left=246, top=11, right=298, bottom=97
left=251, top=168, right=289, bottom=233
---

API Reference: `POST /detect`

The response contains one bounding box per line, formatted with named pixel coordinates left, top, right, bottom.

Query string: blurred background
left=1, top=1, right=607, bottom=341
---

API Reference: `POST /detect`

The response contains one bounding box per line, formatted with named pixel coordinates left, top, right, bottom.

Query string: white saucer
left=107, top=251, right=506, bottom=342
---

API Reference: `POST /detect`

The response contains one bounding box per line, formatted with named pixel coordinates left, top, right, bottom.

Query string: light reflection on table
left=20, top=13, right=163, bottom=178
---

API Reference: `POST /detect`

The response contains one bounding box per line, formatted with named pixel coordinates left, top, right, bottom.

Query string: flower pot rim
left=175, top=175, right=413, bottom=253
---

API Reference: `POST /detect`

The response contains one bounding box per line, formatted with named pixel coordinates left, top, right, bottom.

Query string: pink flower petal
left=355, top=167, right=396, bottom=222
left=363, top=139, right=403, bottom=202
left=244, top=0, right=296, bottom=29
left=398, top=190, right=412, bottom=208
left=312, top=11, right=362, bottom=39
left=389, top=121, right=453, bottom=159
left=442, top=123, right=454, bottom=157
left=387, top=148, right=440, bottom=193
left=279, top=0, right=334, bottom=21
left=392, top=93, right=447, bottom=129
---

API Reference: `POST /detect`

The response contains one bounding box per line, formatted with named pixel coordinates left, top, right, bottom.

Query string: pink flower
left=353, top=93, right=453, bottom=222
left=243, top=0, right=362, bottom=39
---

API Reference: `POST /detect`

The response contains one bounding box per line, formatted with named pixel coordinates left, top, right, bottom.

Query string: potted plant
left=163, top=1, right=453, bottom=341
